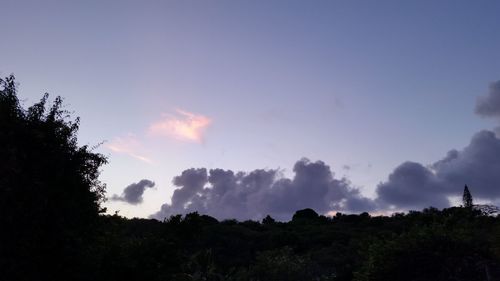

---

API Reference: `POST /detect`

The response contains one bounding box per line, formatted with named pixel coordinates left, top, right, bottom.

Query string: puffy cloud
left=376, top=130, right=500, bottom=210
left=150, top=130, right=500, bottom=218
left=475, top=80, right=500, bottom=118
left=376, top=162, right=449, bottom=210
left=111, top=179, right=155, bottom=204
left=169, top=168, right=208, bottom=210
left=151, top=159, right=376, bottom=221
left=372, top=79, right=500, bottom=211
left=149, top=130, right=500, bottom=217
left=494, top=126, right=500, bottom=137
left=432, top=130, right=500, bottom=198
left=492, top=127, right=500, bottom=141
left=106, top=135, right=152, bottom=163
left=149, top=109, right=211, bottom=143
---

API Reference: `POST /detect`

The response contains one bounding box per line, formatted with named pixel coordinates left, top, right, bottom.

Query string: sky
left=2, top=0, right=500, bottom=220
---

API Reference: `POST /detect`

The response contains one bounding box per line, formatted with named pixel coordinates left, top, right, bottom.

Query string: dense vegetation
left=1, top=75, right=500, bottom=281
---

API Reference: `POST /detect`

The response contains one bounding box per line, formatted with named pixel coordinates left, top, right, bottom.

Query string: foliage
left=0, top=75, right=107, bottom=280
left=292, top=208, right=321, bottom=224
left=262, top=215, right=276, bottom=225
left=89, top=208, right=500, bottom=281
left=353, top=224, right=495, bottom=281
left=249, top=247, right=316, bottom=281
left=463, top=185, right=473, bottom=208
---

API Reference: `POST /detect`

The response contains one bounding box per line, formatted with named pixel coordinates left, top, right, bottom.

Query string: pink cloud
left=105, top=135, right=153, bottom=163
left=149, top=109, right=212, bottom=143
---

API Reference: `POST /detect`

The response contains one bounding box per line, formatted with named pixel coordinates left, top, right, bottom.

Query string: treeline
left=91, top=207, right=500, bottom=281
left=1, top=75, right=500, bottom=281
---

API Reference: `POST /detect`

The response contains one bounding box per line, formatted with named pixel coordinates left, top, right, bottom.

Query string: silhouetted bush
left=0, top=75, right=107, bottom=281
left=292, top=208, right=319, bottom=222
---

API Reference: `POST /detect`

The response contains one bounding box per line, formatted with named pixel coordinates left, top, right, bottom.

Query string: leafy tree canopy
left=0, top=75, right=107, bottom=280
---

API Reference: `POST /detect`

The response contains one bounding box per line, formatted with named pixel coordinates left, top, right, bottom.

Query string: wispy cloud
left=105, top=135, right=153, bottom=163
left=149, top=109, right=212, bottom=143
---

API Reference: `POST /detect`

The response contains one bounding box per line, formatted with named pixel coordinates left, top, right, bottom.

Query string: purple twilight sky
left=2, top=0, right=500, bottom=220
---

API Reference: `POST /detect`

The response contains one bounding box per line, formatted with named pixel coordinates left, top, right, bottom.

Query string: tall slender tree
left=463, top=185, right=473, bottom=208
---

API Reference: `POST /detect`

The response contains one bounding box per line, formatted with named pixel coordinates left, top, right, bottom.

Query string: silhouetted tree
left=463, top=185, right=473, bottom=208
left=292, top=208, right=319, bottom=222
left=0, top=75, right=107, bottom=281
left=262, top=215, right=276, bottom=225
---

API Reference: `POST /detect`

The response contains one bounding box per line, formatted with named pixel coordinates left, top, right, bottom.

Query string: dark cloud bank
left=148, top=129, right=500, bottom=221
left=146, top=81, right=500, bottom=221
left=150, top=159, right=375, bottom=221
left=111, top=179, right=155, bottom=204
left=377, top=130, right=500, bottom=210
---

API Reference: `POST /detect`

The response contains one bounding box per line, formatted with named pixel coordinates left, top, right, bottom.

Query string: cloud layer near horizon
left=376, top=130, right=500, bottom=210
left=151, top=159, right=375, bottom=221
left=150, top=130, right=500, bottom=221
